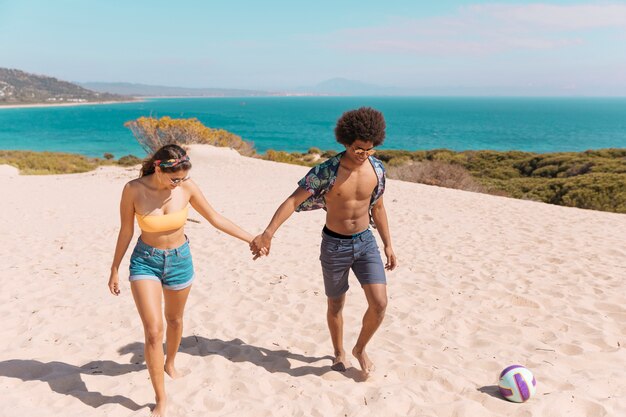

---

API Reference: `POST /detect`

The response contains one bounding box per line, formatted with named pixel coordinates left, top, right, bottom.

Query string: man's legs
left=327, top=294, right=348, bottom=371
left=352, top=283, right=387, bottom=377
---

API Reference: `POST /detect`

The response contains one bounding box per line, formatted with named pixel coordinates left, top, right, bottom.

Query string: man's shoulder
left=306, top=152, right=342, bottom=177
left=369, top=155, right=386, bottom=172
left=314, top=152, right=342, bottom=169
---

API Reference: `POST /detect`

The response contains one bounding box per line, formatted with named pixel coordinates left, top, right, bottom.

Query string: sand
left=1, top=144, right=625, bottom=417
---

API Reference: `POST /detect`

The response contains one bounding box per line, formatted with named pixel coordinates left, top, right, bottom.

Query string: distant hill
left=80, top=82, right=276, bottom=97
left=0, top=68, right=130, bottom=105
left=297, top=78, right=407, bottom=96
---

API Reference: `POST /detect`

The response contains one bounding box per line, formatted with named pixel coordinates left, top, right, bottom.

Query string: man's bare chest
left=327, top=166, right=377, bottom=201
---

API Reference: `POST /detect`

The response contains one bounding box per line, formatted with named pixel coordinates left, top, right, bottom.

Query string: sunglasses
left=167, top=174, right=190, bottom=185
left=352, top=146, right=376, bottom=156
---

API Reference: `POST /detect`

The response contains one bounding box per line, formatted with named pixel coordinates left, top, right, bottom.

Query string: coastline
left=0, top=98, right=142, bottom=110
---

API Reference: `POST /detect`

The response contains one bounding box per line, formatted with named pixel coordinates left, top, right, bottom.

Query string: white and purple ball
left=498, top=365, right=537, bottom=403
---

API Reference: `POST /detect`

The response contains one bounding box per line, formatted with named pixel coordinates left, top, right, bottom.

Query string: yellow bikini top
left=136, top=206, right=189, bottom=233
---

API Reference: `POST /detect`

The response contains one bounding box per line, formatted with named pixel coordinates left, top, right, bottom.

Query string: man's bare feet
left=331, top=351, right=349, bottom=372
left=150, top=397, right=167, bottom=417
left=352, top=347, right=375, bottom=378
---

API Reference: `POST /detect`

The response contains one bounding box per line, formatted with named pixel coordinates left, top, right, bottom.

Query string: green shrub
left=117, top=155, right=142, bottom=166
left=264, top=150, right=309, bottom=166
left=0, top=150, right=99, bottom=174
left=387, top=156, right=411, bottom=167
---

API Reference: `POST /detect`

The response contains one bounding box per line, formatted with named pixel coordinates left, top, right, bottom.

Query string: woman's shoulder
left=122, top=177, right=151, bottom=197
left=125, top=177, right=145, bottom=189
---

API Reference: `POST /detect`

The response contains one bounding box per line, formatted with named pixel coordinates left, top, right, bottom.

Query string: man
left=251, top=107, right=397, bottom=377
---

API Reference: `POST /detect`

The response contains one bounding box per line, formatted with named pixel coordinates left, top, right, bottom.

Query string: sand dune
left=1, top=144, right=624, bottom=417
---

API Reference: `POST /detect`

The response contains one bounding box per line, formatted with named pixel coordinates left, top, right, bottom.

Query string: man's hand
left=384, top=246, right=397, bottom=271
left=250, top=231, right=273, bottom=260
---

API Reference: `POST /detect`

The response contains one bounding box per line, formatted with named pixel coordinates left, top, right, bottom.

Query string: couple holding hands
left=108, top=107, right=397, bottom=417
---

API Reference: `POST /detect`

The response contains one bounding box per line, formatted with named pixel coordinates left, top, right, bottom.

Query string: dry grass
left=387, top=161, right=490, bottom=193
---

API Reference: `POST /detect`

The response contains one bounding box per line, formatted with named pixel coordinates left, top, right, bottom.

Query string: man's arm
left=371, top=196, right=397, bottom=270
left=250, top=186, right=311, bottom=259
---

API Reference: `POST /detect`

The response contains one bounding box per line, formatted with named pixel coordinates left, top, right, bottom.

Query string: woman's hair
left=334, top=107, right=386, bottom=146
left=140, top=144, right=192, bottom=177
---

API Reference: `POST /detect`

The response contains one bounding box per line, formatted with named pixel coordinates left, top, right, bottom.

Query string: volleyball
left=498, top=365, right=537, bottom=403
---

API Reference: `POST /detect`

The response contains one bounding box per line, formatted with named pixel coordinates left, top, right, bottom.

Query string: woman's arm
left=187, top=180, right=254, bottom=243
left=108, top=183, right=136, bottom=295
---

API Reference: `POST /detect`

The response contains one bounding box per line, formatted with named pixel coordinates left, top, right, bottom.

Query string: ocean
left=1, top=97, right=625, bottom=158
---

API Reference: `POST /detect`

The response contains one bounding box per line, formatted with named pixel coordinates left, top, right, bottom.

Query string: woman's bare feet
left=150, top=396, right=167, bottom=417
left=164, top=361, right=180, bottom=379
left=352, top=347, right=375, bottom=378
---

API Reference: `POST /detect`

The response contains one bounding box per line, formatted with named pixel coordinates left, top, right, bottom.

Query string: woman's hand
left=108, top=270, right=121, bottom=296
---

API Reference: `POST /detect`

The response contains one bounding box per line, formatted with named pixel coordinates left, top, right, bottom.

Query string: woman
left=108, top=144, right=260, bottom=417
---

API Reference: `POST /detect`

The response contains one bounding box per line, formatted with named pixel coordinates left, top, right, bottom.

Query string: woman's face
left=157, top=168, right=191, bottom=189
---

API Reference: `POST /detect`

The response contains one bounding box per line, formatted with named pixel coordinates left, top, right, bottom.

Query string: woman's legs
left=131, top=280, right=167, bottom=416
left=163, top=285, right=192, bottom=378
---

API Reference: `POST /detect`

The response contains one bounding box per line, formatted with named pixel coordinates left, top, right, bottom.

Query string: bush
left=103, top=152, right=114, bottom=160
left=387, top=156, right=411, bottom=167
left=124, top=116, right=256, bottom=156
left=375, top=149, right=415, bottom=163
left=483, top=174, right=626, bottom=213
left=307, top=147, right=322, bottom=155
left=387, top=160, right=488, bottom=193
left=0, top=150, right=99, bottom=174
left=117, top=155, right=142, bottom=166
left=264, top=150, right=308, bottom=166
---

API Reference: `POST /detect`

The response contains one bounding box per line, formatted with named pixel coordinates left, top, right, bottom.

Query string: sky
left=1, top=0, right=625, bottom=95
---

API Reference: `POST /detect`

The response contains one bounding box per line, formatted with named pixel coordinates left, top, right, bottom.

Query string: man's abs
left=324, top=197, right=371, bottom=235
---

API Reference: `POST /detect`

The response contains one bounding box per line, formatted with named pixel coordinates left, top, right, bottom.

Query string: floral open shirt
left=296, top=151, right=386, bottom=227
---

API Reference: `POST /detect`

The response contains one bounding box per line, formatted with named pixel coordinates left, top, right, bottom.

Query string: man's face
left=346, top=139, right=376, bottom=164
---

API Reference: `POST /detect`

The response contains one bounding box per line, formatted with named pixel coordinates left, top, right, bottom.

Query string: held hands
left=250, top=231, right=272, bottom=260
left=384, top=246, right=398, bottom=271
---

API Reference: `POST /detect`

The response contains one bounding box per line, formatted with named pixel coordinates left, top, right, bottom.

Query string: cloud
left=331, top=3, right=626, bottom=56
left=472, top=3, right=626, bottom=30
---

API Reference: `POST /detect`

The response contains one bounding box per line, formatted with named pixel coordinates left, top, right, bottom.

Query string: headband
left=154, top=155, right=190, bottom=168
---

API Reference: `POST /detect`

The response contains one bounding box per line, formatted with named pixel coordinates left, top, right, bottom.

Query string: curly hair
left=334, top=107, right=386, bottom=146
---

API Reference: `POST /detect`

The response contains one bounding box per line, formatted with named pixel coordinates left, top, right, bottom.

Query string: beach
left=1, top=144, right=625, bottom=417
left=0, top=99, right=141, bottom=110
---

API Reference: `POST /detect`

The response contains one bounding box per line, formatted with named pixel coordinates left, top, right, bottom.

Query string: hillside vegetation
left=264, top=148, right=626, bottom=213
left=0, top=68, right=130, bottom=105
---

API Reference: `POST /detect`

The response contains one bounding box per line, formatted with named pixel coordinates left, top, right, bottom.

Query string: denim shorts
left=319, top=227, right=386, bottom=298
left=129, top=237, right=194, bottom=290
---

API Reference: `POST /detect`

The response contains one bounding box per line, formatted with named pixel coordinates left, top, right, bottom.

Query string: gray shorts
left=319, top=227, right=387, bottom=298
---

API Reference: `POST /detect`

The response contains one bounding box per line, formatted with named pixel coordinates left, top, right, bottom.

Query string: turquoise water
left=1, top=97, right=625, bottom=158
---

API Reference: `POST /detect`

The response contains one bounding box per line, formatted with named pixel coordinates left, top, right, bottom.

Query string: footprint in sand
left=558, top=344, right=584, bottom=355
left=509, top=295, right=541, bottom=309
